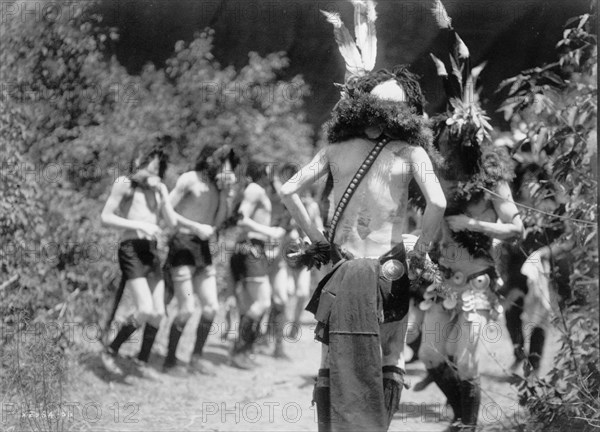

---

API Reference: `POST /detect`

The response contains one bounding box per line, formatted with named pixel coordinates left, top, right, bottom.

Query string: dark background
left=96, top=0, right=593, bottom=133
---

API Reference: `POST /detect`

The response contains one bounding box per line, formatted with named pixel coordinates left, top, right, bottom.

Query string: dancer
left=162, top=144, right=238, bottom=375
left=287, top=187, right=324, bottom=341
left=497, top=158, right=572, bottom=373
left=259, top=165, right=295, bottom=359
left=416, top=2, right=523, bottom=429
left=269, top=163, right=323, bottom=350
left=101, top=142, right=177, bottom=377
left=229, top=161, right=287, bottom=369
left=280, top=2, right=446, bottom=430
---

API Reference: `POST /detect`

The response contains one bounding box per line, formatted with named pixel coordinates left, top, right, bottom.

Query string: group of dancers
left=98, top=1, right=571, bottom=431
left=100, top=144, right=321, bottom=376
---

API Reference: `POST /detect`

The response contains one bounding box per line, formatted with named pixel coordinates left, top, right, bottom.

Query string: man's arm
left=100, top=177, right=161, bottom=239
left=280, top=149, right=329, bottom=244
left=537, top=238, right=575, bottom=262
left=410, top=146, right=447, bottom=253
left=157, top=182, right=179, bottom=229
left=237, top=183, right=285, bottom=239
left=446, top=181, right=523, bottom=240
left=212, top=188, right=232, bottom=229
left=308, top=201, right=325, bottom=233
left=168, top=173, right=215, bottom=239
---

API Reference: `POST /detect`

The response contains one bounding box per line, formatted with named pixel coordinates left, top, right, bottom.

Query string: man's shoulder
left=111, top=176, right=134, bottom=193
left=326, top=137, right=368, bottom=149
left=328, top=138, right=422, bottom=162
left=244, top=182, right=265, bottom=197
left=329, top=137, right=416, bottom=151
left=179, top=170, right=203, bottom=183
left=391, top=142, right=428, bottom=160
left=179, top=170, right=212, bottom=188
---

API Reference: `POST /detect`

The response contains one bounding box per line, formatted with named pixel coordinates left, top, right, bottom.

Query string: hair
left=349, top=65, right=426, bottom=114
left=432, top=120, right=483, bottom=179
left=194, top=144, right=240, bottom=181
left=245, top=160, right=269, bottom=183
left=278, top=162, right=301, bottom=184
left=129, top=144, right=169, bottom=180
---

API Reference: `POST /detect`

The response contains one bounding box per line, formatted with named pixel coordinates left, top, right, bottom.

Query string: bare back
left=328, top=138, right=416, bottom=257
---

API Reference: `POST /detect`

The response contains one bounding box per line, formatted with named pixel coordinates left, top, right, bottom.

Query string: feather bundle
left=322, top=10, right=365, bottom=76
left=352, top=0, right=378, bottom=71
left=321, top=0, right=378, bottom=78
left=430, top=0, right=491, bottom=145
left=432, top=0, right=452, bottom=29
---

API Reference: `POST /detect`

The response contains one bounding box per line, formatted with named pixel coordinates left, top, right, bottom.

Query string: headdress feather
left=454, top=33, right=470, bottom=60
left=432, top=0, right=452, bottom=30
left=430, top=0, right=491, bottom=143
left=322, top=1, right=378, bottom=78
left=430, top=53, right=448, bottom=77
left=352, top=1, right=378, bottom=71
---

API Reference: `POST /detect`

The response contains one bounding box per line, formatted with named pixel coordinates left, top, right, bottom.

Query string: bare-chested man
left=101, top=144, right=177, bottom=376
left=281, top=68, right=446, bottom=430
left=256, top=165, right=295, bottom=360
left=229, top=161, right=286, bottom=370
left=277, top=164, right=325, bottom=341
left=162, top=144, right=237, bottom=375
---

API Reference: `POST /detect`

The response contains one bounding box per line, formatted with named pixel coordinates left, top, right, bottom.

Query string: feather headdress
left=429, top=0, right=492, bottom=146
left=430, top=0, right=515, bottom=258
left=321, top=1, right=378, bottom=79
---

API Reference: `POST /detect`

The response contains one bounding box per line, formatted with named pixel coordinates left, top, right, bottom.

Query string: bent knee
left=171, top=265, right=194, bottom=282
left=260, top=297, right=272, bottom=310
left=176, top=308, right=193, bottom=324
left=137, top=309, right=164, bottom=327
left=254, top=298, right=271, bottom=315
left=202, top=303, right=219, bottom=318
left=136, top=305, right=155, bottom=322
left=419, top=344, right=445, bottom=368
left=202, top=265, right=217, bottom=278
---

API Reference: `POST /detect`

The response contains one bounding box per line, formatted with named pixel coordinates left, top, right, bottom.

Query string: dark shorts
left=167, top=233, right=212, bottom=270
left=230, top=239, right=270, bottom=282
left=118, top=239, right=163, bottom=282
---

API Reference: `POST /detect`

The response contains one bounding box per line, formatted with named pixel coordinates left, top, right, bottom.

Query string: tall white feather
left=455, top=33, right=470, bottom=59
left=430, top=53, right=448, bottom=77
left=432, top=0, right=452, bottom=29
left=321, top=10, right=365, bottom=76
left=352, top=0, right=377, bottom=72
left=463, top=61, right=486, bottom=102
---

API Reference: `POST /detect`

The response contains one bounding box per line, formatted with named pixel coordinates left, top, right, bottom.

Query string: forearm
left=468, top=219, right=521, bottom=240
left=101, top=213, right=142, bottom=231
left=175, top=214, right=212, bottom=232
left=238, top=217, right=277, bottom=238
left=417, top=203, right=445, bottom=252
left=281, top=194, right=327, bottom=244
left=213, top=192, right=230, bottom=228
left=161, top=196, right=179, bottom=228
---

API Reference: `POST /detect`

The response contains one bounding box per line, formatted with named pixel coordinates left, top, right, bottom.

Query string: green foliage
left=499, top=11, right=598, bottom=431
left=1, top=0, right=314, bottom=427
left=1, top=0, right=314, bottom=314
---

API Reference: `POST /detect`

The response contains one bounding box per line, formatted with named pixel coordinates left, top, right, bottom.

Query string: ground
left=54, top=300, right=558, bottom=432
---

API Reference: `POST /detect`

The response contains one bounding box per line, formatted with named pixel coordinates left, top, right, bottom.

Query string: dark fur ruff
left=326, top=93, right=435, bottom=149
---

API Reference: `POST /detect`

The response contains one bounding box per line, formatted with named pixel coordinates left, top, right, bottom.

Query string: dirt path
left=67, top=309, right=554, bottom=432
